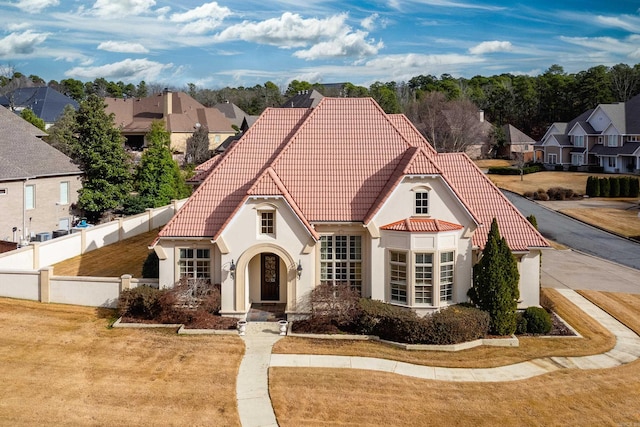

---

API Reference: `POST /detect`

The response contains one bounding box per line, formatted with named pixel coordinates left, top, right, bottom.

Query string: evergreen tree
left=468, top=218, right=520, bottom=335
left=44, top=104, right=76, bottom=156
left=136, top=120, right=190, bottom=207
left=20, top=108, right=45, bottom=131
left=610, top=177, right=620, bottom=197
left=73, top=94, right=133, bottom=221
left=630, top=177, right=640, bottom=198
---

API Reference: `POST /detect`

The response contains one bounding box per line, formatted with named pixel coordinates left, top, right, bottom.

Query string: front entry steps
left=247, top=303, right=286, bottom=322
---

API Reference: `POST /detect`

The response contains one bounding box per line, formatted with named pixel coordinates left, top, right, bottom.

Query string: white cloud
left=90, top=0, right=156, bottom=18
left=214, top=12, right=349, bottom=47
left=65, top=58, right=173, bottom=82
left=98, top=41, right=149, bottom=53
left=361, top=13, right=379, bottom=31
left=0, top=30, right=48, bottom=56
left=13, top=0, right=59, bottom=13
left=8, top=22, right=31, bottom=31
left=469, top=40, right=513, bottom=55
left=390, top=0, right=505, bottom=11
left=294, top=31, right=383, bottom=60
left=560, top=35, right=640, bottom=58
left=596, top=15, right=640, bottom=33
left=170, top=2, right=232, bottom=34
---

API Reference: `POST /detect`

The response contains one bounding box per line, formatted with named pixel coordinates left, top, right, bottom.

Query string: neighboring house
left=536, top=94, right=640, bottom=173
left=498, top=124, right=536, bottom=162
left=0, top=86, right=79, bottom=129
left=461, top=110, right=494, bottom=159
left=152, top=98, right=548, bottom=319
left=104, top=90, right=235, bottom=153
left=280, top=90, right=324, bottom=108
left=213, top=102, right=257, bottom=132
left=0, top=106, right=82, bottom=243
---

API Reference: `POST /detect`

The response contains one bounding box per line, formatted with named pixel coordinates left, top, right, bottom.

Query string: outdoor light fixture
left=230, top=259, right=236, bottom=279
left=296, top=259, right=303, bottom=279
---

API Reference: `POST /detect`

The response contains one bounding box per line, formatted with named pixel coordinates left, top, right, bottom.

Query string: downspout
left=22, top=178, right=27, bottom=243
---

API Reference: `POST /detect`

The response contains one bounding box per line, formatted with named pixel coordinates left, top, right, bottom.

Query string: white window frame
left=571, top=153, right=584, bottom=166
left=573, top=135, right=584, bottom=147
left=607, top=135, right=617, bottom=147
left=413, top=186, right=430, bottom=216
left=389, top=251, right=407, bottom=304
left=25, top=185, right=35, bottom=210
left=414, top=253, right=433, bottom=305
left=59, top=181, right=70, bottom=205
left=259, top=211, right=275, bottom=236
left=439, top=251, right=455, bottom=303
left=320, top=235, right=363, bottom=295
left=0, top=188, right=7, bottom=196
left=178, top=248, right=211, bottom=279
left=608, top=157, right=616, bottom=168
left=547, top=153, right=557, bottom=164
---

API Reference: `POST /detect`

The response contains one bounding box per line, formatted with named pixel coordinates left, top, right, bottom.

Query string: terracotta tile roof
left=433, top=153, right=548, bottom=251
left=381, top=218, right=464, bottom=232
left=159, top=97, right=548, bottom=252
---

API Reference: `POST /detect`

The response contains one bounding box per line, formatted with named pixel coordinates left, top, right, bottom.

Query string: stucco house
left=152, top=98, right=548, bottom=319
left=536, top=94, right=640, bottom=173
left=104, top=89, right=235, bottom=153
left=0, top=106, right=82, bottom=243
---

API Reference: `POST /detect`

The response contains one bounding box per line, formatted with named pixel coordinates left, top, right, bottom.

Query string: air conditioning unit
left=33, top=232, right=52, bottom=242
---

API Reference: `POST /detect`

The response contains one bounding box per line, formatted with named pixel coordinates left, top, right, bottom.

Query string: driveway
left=502, top=191, right=640, bottom=270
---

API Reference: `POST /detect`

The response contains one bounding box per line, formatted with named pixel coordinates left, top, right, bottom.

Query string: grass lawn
left=272, top=288, right=614, bottom=369
left=486, top=171, right=631, bottom=195
left=560, top=208, right=640, bottom=239
left=0, top=298, right=244, bottom=426
left=473, top=159, right=514, bottom=169
left=270, top=290, right=640, bottom=426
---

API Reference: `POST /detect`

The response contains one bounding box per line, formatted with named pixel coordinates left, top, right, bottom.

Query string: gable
left=588, top=107, right=614, bottom=133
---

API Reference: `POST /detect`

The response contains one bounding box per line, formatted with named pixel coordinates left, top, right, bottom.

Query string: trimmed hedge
left=522, top=307, right=552, bottom=334
left=586, top=176, right=640, bottom=197
left=428, top=305, right=490, bottom=345
left=488, top=165, right=544, bottom=175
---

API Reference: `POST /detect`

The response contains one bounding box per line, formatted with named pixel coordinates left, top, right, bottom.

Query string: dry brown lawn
left=561, top=208, right=640, bottom=238
left=486, top=171, right=627, bottom=195
left=272, top=288, right=615, bottom=368
left=53, top=229, right=159, bottom=277
left=270, top=291, right=640, bottom=426
left=473, top=159, right=514, bottom=168
left=578, top=291, right=640, bottom=335
left=0, top=298, right=243, bottom=426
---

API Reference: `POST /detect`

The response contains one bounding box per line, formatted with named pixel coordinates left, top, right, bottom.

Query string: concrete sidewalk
left=237, top=289, right=640, bottom=426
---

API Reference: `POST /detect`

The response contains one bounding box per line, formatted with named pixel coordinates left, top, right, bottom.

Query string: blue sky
left=1, top=1, right=639, bottom=90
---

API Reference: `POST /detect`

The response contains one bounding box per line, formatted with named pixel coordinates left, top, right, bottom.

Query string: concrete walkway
left=237, top=289, right=640, bottom=425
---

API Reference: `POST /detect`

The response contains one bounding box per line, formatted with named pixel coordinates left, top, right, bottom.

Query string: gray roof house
left=536, top=94, right=640, bottom=172
left=0, top=106, right=83, bottom=243
left=0, top=87, right=79, bottom=128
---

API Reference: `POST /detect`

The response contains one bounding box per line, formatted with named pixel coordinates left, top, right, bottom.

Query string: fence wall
left=0, top=199, right=182, bottom=307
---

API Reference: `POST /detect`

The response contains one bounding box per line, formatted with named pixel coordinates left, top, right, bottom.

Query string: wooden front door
left=261, top=253, right=280, bottom=301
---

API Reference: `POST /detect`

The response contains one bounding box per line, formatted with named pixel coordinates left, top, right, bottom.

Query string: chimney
left=478, top=110, right=485, bottom=123
left=163, top=88, right=172, bottom=117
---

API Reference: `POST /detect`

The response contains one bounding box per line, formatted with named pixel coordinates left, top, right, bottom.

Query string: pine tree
left=20, top=108, right=46, bottom=131
left=73, top=94, right=133, bottom=221
left=468, top=218, right=520, bottom=335
left=136, top=120, right=190, bottom=207
left=44, top=104, right=76, bottom=157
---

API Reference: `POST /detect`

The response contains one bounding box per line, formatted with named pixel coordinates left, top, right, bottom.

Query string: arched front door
left=261, top=252, right=280, bottom=301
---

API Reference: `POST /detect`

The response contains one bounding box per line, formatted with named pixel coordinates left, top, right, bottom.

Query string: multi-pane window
left=607, top=135, right=617, bottom=147
left=414, top=253, right=433, bottom=304
left=320, top=235, right=362, bottom=294
left=608, top=157, right=616, bottom=168
left=390, top=251, right=407, bottom=303
left=25, top=185, right=35, bottom=210
left=59, top=181, right=69, bottom=205
left=260, top=211, right=274, bottom=235
left=547, top=154, right=557, bottom=164
left=440, top=251, right=454, bottom=302
left=571, top=154, right=583, bottom=166
left=415, top=191, right=429, bottom=215
left=179, top=248, right=211, bottom=279
left=574, top=135, right=584, bottom=147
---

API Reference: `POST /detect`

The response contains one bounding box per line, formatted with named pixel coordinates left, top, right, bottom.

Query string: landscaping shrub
left=526, top=214, right=538, bottom=229
left=378, top=315, right=432, bottom=344
left=487, top=165, right=543, bottom=175
left=118, top=285, right=164, bottom=320
left=522, top=306, right=552, bottom=334
left=547, top=187, right=575, bottom=200
left=554, top=164, right=564, bottom=171
left=599, top=178, right=610, bottom=197
left=585, top=176, right=600, bottom=197
left=354, top=298, right=416, bottom=336
left=620, top=176, right=630, bottom=197
left=568, top=165, right=579, bottom=172
left=141, top=251, right=159, bottom=278
left=630, top=177, right=640, bottom=197
left=523, top=191, right=534, bottom=199
left=610, top=177, right=620, bottom=197
left=306, top=282, right=361, bottom=327
left=588, top=165, right=604, bottom=173
left=533, top=189, right=549, bottom=201
left=516, top=312, right=528, bottom=335
left=428, top=305, right=490, bottom=345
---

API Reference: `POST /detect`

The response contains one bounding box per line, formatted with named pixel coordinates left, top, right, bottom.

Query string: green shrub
left=554, top=164, right=564, bottom=171
left=588, top=166, right=604, bottom=173
left=522, top=306, right=552, bottom=334
left=568, top=165, right=579, bottom=172
left=523, top=191, right=534, bottom=199
left=516, top=312, right=528, bottom=335
left=526, top=214, right=538, bottom=229
left=599, top=178, right=610, bottom=197
left=620, top=176, right=630, bottom=197
left=141, top=251, right=159, bottom=278
left=428, top=305, right=490, bottom=345
left=610, top=177, right=620, bottom=197
left=630, top=178, right=640, bottom=197
left=354, top=298, right=416, bottom=336
left=118, top=285, right=164, bottom=319
left=487, top=165, right=543, bottom=175
left=586, top=176, right=600, bottom=197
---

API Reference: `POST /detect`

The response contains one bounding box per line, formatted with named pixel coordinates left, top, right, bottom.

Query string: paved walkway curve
left=237, top=289, right=640, bottom=426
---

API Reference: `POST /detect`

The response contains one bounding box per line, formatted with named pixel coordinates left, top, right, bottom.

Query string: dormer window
left=413, top=186, right=430, bottom=215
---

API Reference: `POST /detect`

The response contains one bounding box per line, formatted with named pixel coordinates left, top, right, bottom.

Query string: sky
left=1, top=0, right=639, bottom=90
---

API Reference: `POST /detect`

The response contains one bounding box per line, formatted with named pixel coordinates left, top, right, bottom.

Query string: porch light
left=296, top=259, right=303, bottom=279
left=230, top=259, right=236, bottom=279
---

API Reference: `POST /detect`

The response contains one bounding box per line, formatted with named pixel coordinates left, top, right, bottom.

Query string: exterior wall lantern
left=296, top=259, right=303, bottom=279
left=230, top=259, right=236, bottom=279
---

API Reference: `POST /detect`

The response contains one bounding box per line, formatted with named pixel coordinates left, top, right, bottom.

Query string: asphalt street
left=502, top=191, right=640, bottom=271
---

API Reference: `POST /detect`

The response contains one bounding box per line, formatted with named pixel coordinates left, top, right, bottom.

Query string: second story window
left=415, top=191, right=429, bottom=215
left=260, top=211, right=275, bottom=235
left=574, top=135, right=584, bottom=147
left=25, top=185, right=35, bottom=210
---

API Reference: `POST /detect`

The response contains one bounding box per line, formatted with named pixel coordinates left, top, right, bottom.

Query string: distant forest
left=2, top=63, right=640, bottom=140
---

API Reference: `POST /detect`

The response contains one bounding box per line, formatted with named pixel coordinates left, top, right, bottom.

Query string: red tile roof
left=159, top=97, right=548, bottom=252
left=381, top=218, right=464, bottom=232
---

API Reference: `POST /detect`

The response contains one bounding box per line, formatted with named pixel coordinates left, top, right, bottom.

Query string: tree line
left=3, top=62, right=640, bottom=141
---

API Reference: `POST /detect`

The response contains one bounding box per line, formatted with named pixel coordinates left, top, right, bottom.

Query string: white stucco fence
left=0, top=200, right=184, bottom=308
